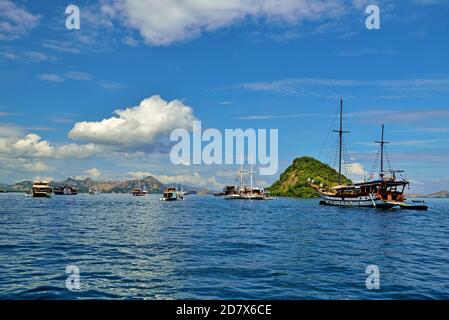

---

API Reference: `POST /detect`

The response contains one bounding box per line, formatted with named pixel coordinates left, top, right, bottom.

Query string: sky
left=0, top=0, right=449, bottom=193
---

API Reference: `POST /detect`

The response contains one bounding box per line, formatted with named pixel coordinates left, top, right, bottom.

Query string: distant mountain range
left=0, top=176, right=202, bottom=194
left=423, top=190, right=449, bottom=198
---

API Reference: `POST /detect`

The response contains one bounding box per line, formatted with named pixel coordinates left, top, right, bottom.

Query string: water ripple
left=1, top=194, right=449, bottom=299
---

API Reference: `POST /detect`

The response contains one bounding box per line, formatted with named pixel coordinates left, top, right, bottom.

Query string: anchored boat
left=132, top=180, right=149, bottom=196
left=54, top=186, right=78, bottom=195
left=316, top=99, right=409, bottom=208
left=399, top=200, right=428, bottom=211
left=223, top=161, right=272, bottom=200
left=32, top=180, right=53, bottom=198
left=89, top=187, right=101, bottom=195
left=160, top=187, right=184, bottom=201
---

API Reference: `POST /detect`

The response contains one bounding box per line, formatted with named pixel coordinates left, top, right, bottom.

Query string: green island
left=269, top=156, right=352, bottom=198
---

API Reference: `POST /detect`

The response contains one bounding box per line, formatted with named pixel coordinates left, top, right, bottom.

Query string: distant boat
left=25, top=191, right=31, bottom=197
left=132, top=180, right=149, bottom=196
left=54, top=186, right=78, bottom=195
left=178, top=186, right=188, bottom=198
left=315, top=99, right=410, bottom=208
left=160, top=187, right=184, bottom=201
left=223, top=161, right=272, bottom=200
left=32, top=180, right=52, bottom=198
left=89, top=187, right=101, bottom=195
left=132, top=187, right=148, bottom=196
left=222, top=185, right=239, bottom=199
left=399, top=202, right=428, bottom=211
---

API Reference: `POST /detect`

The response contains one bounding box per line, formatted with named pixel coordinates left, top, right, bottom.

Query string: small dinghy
left=399, top=201, right=428, bottom=211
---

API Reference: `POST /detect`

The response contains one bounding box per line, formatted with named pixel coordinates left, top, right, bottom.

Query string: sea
left=0, top=193, right=448, bottom=299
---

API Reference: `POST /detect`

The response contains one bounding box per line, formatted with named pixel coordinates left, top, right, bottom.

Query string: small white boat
left=89, top=187, right=101, bottom=195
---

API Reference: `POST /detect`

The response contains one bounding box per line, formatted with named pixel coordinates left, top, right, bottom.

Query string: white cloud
left=0, top=1, right=41, bottom=40
left=38, top=73, right=64, bottom=82
left=37, top=70, right=124, bottom=90
left=37, top=70, right=125, bottom=91
left=42, top=40, right=82, bottom=54
left=236, top=113, right=319, bottom=120
left=232, top=76, right=449, bottom=99
left=345, top=162, right=368, bottom=182
left=0, top=123, right=24, bottom=137
left=23, top=161, right=49, bottom=173
left=69, top=95, right=197, bottom=148
left=122, top=35, right=139, bottom=47
left=97, top=80, right=126, bottom=91
left=0, top=47, right=57, bottom=63
left=347, top=162, right=367, bottom=176
left=128, top=171, right=152, bottom=179
left=349, top=109, right=449, bottom=124
left=0, top=133, right=98, bottom=159
left=64, top=71, right=93, bottom=81
left=102, top=0, right=346, bottom=46
left=0, top=157, right=51, bottom=181
left=85, top=168, right=102, bottom=178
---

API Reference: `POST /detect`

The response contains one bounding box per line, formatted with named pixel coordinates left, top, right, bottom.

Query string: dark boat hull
left=399, top=203, right=428, bottom=211
left=32, top=192, right=52, bottom=198
left=54, top=191, right=78, bottom=195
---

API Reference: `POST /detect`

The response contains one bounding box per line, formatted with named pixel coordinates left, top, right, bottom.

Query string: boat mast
left=375, top=124, right=390, bottom=173
left=333, top=98, right=350, bottom=184
left=250, top=162, right=253, bottom=191
left=239, top=153, right=244, bottom=190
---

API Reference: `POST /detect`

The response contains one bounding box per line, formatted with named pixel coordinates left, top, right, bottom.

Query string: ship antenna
left=375, top=124, right=390, bottom=174
left=333, top=98, right=350, bottom=184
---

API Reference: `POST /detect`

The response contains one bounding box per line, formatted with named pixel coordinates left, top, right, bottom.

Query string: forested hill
left=269, top=156, right=352, bottom=198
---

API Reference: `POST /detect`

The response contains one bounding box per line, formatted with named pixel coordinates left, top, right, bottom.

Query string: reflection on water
left=0, top=193, right=448, bottom=299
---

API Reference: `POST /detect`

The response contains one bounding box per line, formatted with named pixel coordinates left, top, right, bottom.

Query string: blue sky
left=0, top=0, right=449, bottom=193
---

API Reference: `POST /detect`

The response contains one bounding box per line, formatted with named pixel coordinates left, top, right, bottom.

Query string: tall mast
left=333, top=98, right=350, bottom=184
left=250, top=162, right=253, bottom=190
left=239, top=152, right=244, bottom=190
left=375, top=124, right=390, bottom=173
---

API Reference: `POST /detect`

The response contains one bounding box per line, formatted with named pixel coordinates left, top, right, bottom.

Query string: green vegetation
left=269, top=156, right=352, bottom=198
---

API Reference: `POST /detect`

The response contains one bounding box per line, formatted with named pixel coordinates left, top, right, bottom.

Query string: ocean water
left=0, top=193, right=448, bottom=300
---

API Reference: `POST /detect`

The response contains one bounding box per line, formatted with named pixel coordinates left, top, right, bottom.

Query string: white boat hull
left=319, top=194, right=396, bottom=208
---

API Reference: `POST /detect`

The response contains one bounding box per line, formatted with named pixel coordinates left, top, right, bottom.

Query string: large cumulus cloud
left=101, top=0, right=345, bottom=46
left=0, top=133, right=98, bottom=159
left=69, top=95, right=197, bottom=148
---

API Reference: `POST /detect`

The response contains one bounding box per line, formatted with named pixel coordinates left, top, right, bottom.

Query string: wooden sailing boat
left=224, top=159, right=246, bottom=199
left=224, top=157, right=272, bottom=200
left=160, top=187, right=184, bottom=201
left=132, top=179, right=148, bottom=196
left=317, top=99, right=409, bottom=208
